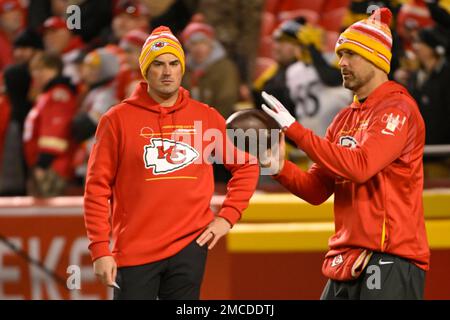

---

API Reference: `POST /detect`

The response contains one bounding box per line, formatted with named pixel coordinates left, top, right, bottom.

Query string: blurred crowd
left=0, top=0, right=449, bottom=197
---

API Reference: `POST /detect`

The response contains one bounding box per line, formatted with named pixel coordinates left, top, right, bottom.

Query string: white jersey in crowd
left=286, top=58, right=352, bottom=137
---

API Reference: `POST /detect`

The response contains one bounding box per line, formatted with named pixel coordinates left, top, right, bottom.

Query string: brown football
left=226, top=109, right=281, bottom=156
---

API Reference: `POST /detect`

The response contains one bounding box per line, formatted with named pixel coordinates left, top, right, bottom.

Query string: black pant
left=113, top=240, right=208, bottom=300
left=321, top=252, right=426, bottom=300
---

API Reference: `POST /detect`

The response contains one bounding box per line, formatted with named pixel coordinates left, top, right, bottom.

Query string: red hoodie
left=84, top=81, right=259, bottom=267
left=23, top=78, right=78, bottom=179
left=0, top=94, right=11, bottom=165
left=275, top=81, right=430, bottom=270
left=0, top=31, right=13, bottom=72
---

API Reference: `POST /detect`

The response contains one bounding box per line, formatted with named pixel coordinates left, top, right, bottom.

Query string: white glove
left=261, top=91, right=296, bottom=130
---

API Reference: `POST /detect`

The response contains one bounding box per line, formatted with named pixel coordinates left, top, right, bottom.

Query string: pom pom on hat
left=370, top=7, right=393, bottom=26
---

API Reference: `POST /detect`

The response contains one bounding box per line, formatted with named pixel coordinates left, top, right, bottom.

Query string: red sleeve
left=0, top=36, right=13, bottom=70
left=0, top=96, right=11, bottom=160
left=274, top=161, right=335, bottom=205
left=210, top=108, right=260, bottom=226
left=84, top=115, right=119, bottom=261
left=274, top=122, right=337, bottom=205
left=38, top=88, right=75, bottom=155
left=285, top=100, right=411, bottom=184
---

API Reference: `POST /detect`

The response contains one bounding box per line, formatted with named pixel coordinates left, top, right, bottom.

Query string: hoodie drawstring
left=159, top=108, right=166, bottom=149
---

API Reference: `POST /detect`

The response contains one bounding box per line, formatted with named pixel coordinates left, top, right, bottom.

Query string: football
left=226, top=109, right=281, bottom=156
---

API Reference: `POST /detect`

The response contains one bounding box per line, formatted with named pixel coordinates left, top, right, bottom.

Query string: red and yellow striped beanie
left=139, top=26, right=185, bottom=79
left=335, top=7, right=393, bottom=74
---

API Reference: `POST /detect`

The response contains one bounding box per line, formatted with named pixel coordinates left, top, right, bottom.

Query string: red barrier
left=0, top=197, right=223, bottom=300
left=1, top=197, right=449, bottom=299
left=0, top=197, right=107, bottom=299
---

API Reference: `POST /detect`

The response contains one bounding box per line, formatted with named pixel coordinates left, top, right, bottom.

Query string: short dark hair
left=30, top=52, right=64, bottom=74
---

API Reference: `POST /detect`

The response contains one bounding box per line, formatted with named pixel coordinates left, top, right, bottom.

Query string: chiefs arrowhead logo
left=339, top=136, right=358, bottom=149
left=331, top=254, right=343, bottom=267
left=151, top=41, right=167, bottom=51
left=143, top=138, right=199, bottom=175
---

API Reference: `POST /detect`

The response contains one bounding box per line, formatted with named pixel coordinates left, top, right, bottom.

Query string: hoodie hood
left=43, top=75, right=77, bottom=94
left=124, top=81, right=190, bottom=115
left=123, top=81, right=192, bottom=144
left=351, top=81, right=412, bottom=109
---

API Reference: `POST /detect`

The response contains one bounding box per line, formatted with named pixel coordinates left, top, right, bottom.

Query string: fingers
left=94, top=266, right=104, bottom=285
left=198, top=217, right=231, bottom=249
left=105, top=268, right=114, bottom=287
left=261, top=91, right=271, bottom=104
left=259, top=148, right=273, bottom=168
left=95, top=271, right=111, bottom=286
left=197, top=229, right=214, bottom=247
left=279, top=133, right=285, bottom=155
left=268, top=95, right=283, bottom=112
left=277, top=134, right=286, bottom=173
left=208, top=233, right=221, bottom=250
left=281, top=142, right=286, bottom=157
left=112, top=264, right=117, bottom=283
left=262, top=104, right=277, bottom=118
left=198, top=230, right=221, bottom=250
left=262, top=91, right=284, bottom=112
left=94, top=272, right=101, bottom=284
left=94, top=258, right=116, bottom=287
left=261, top=92, right=278, bottom=111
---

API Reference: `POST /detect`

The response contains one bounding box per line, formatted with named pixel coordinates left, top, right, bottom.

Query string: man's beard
left=156, top=84, right=178, bottom=98
left=343, top=76, right=362, bottom=91
left=342, top=69, right=373, bottom=92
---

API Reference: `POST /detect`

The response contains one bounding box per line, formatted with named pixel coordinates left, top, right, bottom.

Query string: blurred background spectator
left=255, top=0, right=349, bottom=88
left=105, top=0, right=150, bottom=45
left=0, top=28, right=43, bottom=196
left=42, top=16, right=85, bottom=85
left=27, top=0, right=113, bottom=45
left=181, top=15, right=240, bottom=119
left=397, top=0, right=435, bottom=53
left=23, top=52, right=77, bottom=197
left=194, top=0, right=265, bottom=101
left=253, top=17, right=303, bottom=117
left=253, top=15, right=352, bottom=174
left=258, top=0, right=349, bottom=57
left=426, top=0, right=450, bottom=32
left=71, top=48, right=119, bottom=184
left=286, top=21, right=352, bottom=138
left=0, top=76, right=10, bottom=189
left=408, top=26, right=450, bottom=178
left=144, top=0, right=197, bottom=35
left=0, top=0, right=27, bottom=73
left=181, top=15, right=241, bottom=185
left=0, top=0, right=450, bottom=195
left=115, top=29, right=147, bottom=101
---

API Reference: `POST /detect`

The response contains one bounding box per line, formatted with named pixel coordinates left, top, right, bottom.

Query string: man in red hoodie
left=42, top=16, right=85, bottom=85
left=84, top=26, right=259, bottom=299
left=24, top=52, right=78, bottom=197
left=261, top=8, right=429, bottom=299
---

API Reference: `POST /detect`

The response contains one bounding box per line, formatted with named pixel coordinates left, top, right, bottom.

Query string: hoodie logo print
left=143, top=138, right=199, bottom=175
left=381, top=113, right=406, bottom=136
left=151, top=41, right=167, bottom=51
left=339, top=136, right=358, bottom=149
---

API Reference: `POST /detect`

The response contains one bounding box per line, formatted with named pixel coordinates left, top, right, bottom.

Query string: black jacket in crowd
left=408, top=58, right=450, bottom=146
